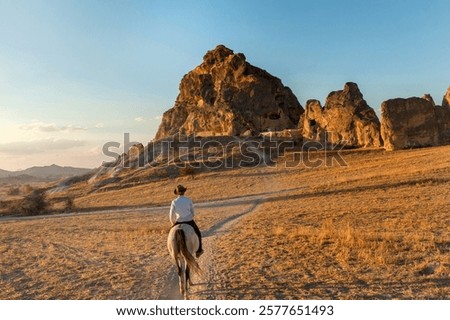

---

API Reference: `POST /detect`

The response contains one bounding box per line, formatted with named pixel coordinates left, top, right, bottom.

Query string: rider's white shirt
left=169, top=195, right=195, bottom=224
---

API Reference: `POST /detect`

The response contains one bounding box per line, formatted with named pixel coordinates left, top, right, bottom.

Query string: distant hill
left=0, top=169, right=11, bottom=178
left=0, top=174, right=44, bottom=184
left=0, top=165, right=93, bottom=180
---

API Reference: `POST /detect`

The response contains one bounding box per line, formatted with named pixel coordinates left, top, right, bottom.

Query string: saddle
left=172, top=220, right=196, bottom=229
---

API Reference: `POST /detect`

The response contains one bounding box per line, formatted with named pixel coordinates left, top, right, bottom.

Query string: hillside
left=0, top=168, right=13, bottom=178
left=1, top=145, right=448, bottom=299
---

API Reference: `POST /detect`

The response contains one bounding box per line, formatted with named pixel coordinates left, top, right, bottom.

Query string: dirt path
left=162, top=170, right=279, bottom=299
left=158, top=198, right=262, bottom=299
left=192, top=200, right=262, bottom=299
left=0, top=192, right=271, bottom=224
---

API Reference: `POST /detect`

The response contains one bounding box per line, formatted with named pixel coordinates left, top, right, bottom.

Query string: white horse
left=167, top=223, right=201, bottom=298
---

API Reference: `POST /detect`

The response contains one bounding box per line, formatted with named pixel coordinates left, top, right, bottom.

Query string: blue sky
left=0, top=0, right=449, bottom=170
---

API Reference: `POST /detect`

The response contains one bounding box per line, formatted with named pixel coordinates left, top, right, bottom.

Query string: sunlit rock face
left=155, top=45, right=303, bottom=140
left=381, top=97, right=439, bottom=150
left=299, top=82, right=382, bottom=147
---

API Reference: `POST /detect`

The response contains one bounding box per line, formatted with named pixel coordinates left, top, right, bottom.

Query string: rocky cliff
left=155, top=45, right=303, bottom=140
left=381, top=97, right=440, bottom=150
left=299, top=82, right=382, bottom=147
left=381, top=88, right=450, bottom=150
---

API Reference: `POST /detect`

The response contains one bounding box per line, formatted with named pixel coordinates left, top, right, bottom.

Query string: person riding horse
left=169, top=185, right=203, bottom=257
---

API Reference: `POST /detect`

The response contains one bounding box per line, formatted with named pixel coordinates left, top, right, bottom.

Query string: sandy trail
left=163, top=172, right=277, bottom=299
left=189, top=201, right=262, bottom=299
left=0, top=191, right=276, bottom=223
left=158, top=197, right=262, bottom=299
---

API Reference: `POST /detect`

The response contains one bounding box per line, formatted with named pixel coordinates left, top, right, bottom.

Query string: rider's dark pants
left=173, top=220, right=203, bottom=252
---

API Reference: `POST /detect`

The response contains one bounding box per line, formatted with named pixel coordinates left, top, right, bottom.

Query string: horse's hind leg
left=186, top=265, right=193, bottom=287
left=175, top=258, right=182, bottom=277
left=173, top=257, right=184, bottom=297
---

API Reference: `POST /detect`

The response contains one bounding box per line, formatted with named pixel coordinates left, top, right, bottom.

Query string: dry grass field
left=0, top=203, right=251, bottom=299
left=1, top=145, right=449, bottom=299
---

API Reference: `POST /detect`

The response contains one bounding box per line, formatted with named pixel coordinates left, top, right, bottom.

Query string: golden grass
left=205, top=146, right=450, bottom=299
left=1, top=145, right=449, bottom=299
left=209, top=197, right=449, bottom=299
left=0, top=202, right=252, bottom=299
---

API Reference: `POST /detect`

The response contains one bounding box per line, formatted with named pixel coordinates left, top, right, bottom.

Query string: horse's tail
left=175, top=229, right=201, bottom=274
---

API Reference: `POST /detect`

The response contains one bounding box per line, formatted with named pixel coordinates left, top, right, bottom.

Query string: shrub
left=179, top=166, right=196, bottom=178
left=64, top=196, right=75, bottom=212
left=17, top=189, right=48, bottom=216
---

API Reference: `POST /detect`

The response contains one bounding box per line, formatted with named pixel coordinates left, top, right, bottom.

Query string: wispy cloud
left=19, top=121, right=87, bottom=132
left=95, top=122, right=105, bottom=128
left=0, top=138, right=86, bottom=155
left=136, top=115, right=163, bottom=122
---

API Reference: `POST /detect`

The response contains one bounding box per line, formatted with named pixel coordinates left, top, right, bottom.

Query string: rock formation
left=442, top=87, right=450, bottom=107
left=381, top=97, right=440, bottom=150
left=299, top=99, right=327, bottom=143
left=155, top=45, right=303, bottom=140
left=299, top=82, right=382, bottom=147
left=435, top=105, right=450, bottom=144
left=422, top=94, right=436, bottom=107
left=436, top=88, right=450, bottom=143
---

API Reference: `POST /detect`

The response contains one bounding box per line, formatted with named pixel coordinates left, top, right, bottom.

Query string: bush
left=17, top=189, right=48, bottom=216
left=64, top=196, right=75, bottom=212
left=179, top=166, right=196, bottom=178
